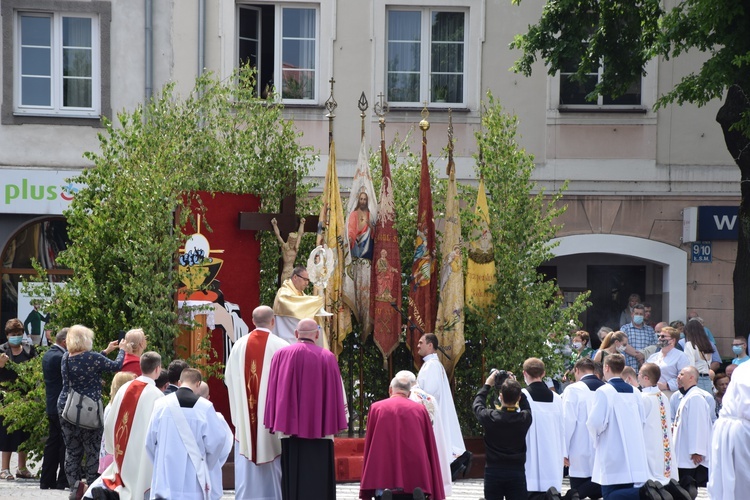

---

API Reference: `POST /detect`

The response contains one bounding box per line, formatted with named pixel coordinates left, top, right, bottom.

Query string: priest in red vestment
left=264, top=318, right=347, bottom=500
left=86, top=351, right=164, bottom=500
left=225, top=305, right=290, bottom=499
left=360, top=371, right=445, bottom=500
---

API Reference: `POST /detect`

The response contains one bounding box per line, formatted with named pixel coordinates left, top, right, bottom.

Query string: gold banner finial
left=375, top=92, right=389, bottom=139
left=325, top=77, right=337, bottom=148
left=419, top=101, right=430, bottom=137
left=447, top=108, right=454, bottom=175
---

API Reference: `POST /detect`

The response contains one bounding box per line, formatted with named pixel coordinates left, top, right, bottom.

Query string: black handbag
left=60, top=357, right=103, bottom=429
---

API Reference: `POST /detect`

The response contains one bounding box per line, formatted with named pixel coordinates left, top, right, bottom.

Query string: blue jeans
left=601, top=483, right=639, bottom=500
left=484, top=466, right=527, bottom=500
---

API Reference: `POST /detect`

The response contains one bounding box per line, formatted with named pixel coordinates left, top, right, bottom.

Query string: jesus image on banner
left=347, top=188, right=374, bottom=259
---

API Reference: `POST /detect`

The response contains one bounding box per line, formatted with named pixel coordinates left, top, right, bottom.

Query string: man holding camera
left=473, top=369, right=532, bottom=500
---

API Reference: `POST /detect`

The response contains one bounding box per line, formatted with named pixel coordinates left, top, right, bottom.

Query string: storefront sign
left=1, top=168, right=83, bottom=214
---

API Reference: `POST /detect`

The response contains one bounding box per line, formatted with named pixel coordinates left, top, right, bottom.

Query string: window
left=558, top=51, right=641, bottom=108
left=238, top=4, right=318, bottom=103
left=386, top=8, right=466, bottom=107
left=15, top=12, right=100, bottom=117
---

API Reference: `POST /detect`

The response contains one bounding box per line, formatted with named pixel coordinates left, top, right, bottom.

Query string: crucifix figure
left=238, top=183, right=318, bottom=285
left=271, top=216, right=306, bottom=282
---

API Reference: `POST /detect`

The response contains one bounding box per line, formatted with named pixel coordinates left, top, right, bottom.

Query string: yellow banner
left=466, top=178, right=496, bottom=312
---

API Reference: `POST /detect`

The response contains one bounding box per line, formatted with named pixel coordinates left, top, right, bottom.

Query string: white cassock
left=586, top=382, right=649, bottom=486
left=672, top=385, right=712, bottom=470
left=561, top=380, right=596, bottom=479
left=417, top=353, right=466, bottom=464
left=409, top=386, right=453, bottom=496
left=523, top=388, right=565, bottom=492
left=709, top=361, right=750, bottom=499
left=146, top=392, right=233, bottom=500
left=225, top=327, right=289, bottom=500
left=85, top=376, right=164, bottom=500
left=669, top=387, right=716, bottom=423
left=640, top=386, right=676, bottom=484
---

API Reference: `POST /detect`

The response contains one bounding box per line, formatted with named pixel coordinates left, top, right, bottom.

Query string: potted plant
left=433, top=85, right=448, bottom=103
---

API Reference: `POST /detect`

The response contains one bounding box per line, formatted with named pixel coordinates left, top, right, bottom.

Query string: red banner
left=407, top=137, right=437, bottom=366
left=371, top=140, right=402, bottom=360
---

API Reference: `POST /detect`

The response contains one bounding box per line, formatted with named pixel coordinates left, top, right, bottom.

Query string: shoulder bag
left=61, top=356, right=104, bottom=429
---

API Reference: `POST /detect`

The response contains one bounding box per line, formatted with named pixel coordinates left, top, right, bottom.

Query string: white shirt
left=647, top=348, right=690, bottom=392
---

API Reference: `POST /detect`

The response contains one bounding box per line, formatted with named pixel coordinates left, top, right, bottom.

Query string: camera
left=490, top=368, right=510, bottom=386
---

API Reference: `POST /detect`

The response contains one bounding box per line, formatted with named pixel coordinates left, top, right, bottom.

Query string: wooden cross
left=237, top=186, right=319, bottom=280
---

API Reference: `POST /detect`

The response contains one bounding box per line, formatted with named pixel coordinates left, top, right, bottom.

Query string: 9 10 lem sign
left=691, top=241, right=712, bottom=263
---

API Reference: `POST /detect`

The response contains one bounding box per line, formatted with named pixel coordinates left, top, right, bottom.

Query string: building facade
left=0, top=0, right=739, bottom=352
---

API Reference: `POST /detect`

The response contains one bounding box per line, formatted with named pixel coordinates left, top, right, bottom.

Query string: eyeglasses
left=294, top=274, right=310, bottom=283
left=657, top=335, right=671, bottom=340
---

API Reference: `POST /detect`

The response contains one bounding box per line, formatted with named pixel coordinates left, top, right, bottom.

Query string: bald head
left=654, top=321, right=668, bottom=333
left=296, top=318, right=319, bottom=341
left=197, top=381, right=210, bottom=399
left=678, top=365, right=699, bottom=389
left=252, top=305, right=275, bottom=329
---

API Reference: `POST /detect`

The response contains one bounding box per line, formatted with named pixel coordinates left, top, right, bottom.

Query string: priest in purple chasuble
left=359, top=372, right=446, bottom=500
left=272, top=265, right=329, bottom=349
left=264, top=318, right=347, bottom=500
left=225, top=305, right=290, bottom=499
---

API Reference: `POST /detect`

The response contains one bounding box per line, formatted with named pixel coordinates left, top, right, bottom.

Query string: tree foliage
left=49, top=68, right=314, bottom=356
left=511, top=0, right=750, bottom=334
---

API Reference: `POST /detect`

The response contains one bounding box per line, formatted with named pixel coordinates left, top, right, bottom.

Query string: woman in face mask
left=593, top=330, right=629, bottom=366
left=0, top=318, right=37, bottom=480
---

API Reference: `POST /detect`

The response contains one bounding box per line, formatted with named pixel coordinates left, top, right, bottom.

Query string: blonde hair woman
left=121, top=328, right=147, bottom=376
left=593, top=331, right=629, bottom=365
left=58, top=325, right=127, bottom=498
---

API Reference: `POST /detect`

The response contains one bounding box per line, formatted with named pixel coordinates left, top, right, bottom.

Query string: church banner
left=435, top=158, right=464, bottom=379
left=371, top=139, right=402, bottom=360
left=344, top=137, right=377, bottom=340
left=407, top=136, right=437, bottom=366
left=465, top=178, right=496, bottom=312
left=317, top=141, right=353, bottom=357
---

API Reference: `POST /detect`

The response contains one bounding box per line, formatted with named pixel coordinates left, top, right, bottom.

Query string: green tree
left=511, top=0, right=750, bottom=335
left=464, top=93, right=588, bottom=402
left=49, top=67, right=314, bottom=357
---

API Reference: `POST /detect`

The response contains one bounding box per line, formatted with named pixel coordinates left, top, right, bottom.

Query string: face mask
left=616, top=344, right=627, bottom=354
left=733, top=345, right=744, bottom=355
left=680, top=332, right=685, bottom=339
left=657, top=339, right=669, bottom=348
left=572, top=342, right=582, bottom=350
left=633, top=315, right=644, bottom=325
left=7, top=336, right=22, bottom=346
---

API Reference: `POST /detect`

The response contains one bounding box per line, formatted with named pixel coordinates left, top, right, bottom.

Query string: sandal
left=15, top=467, right=32, bottom=479
left=0, top=469, right=14, bottom=480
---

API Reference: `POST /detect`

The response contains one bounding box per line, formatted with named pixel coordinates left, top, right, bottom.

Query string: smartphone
left=118, top=329, right=126, bottom=342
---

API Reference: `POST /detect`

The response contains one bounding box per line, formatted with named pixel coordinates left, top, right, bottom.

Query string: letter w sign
left=698, top=206, right=739, bottom=240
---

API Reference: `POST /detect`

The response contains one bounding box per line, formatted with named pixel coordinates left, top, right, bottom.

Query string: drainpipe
left=145, top=0, right=153, bottom=101
left=198, top=0, right=206, bottom=78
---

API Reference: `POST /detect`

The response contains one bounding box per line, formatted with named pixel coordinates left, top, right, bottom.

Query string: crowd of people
left=2, top=283, right=750, bottom=500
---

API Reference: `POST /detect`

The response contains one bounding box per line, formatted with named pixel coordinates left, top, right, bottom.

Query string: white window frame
left=384, top=7, right=467, bottom=108
left=233, top=1, right=324, bottom=105
left=374, top=0, right=482, bottom=111
left=13, top=11, right=101, bottom=118
left=546, top=58, right=658, bottom=127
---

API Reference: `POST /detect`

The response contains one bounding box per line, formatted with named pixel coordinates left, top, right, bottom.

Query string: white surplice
left=672, top=385, right=712, bottom=470
left=225, top=327, right=289, bottom=499
left=640, top=386, right=676, bottom=484
left=146, top=392, right=233, bottom=500
left=709, top=361, right=750, bottom=499
left=522, top=388, right=565, bottom=492
left=92, top=376, right=164, bottom=500
left=561, top=379, right=597, bottom=478
left=410, top=386, right=453, bottom=497
left=417, top=353, right=466, bottom=463
left=586, top=381, right=649, bottom=486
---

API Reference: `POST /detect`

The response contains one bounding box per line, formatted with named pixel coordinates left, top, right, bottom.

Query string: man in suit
left=40, top=328, right=68, bottom=490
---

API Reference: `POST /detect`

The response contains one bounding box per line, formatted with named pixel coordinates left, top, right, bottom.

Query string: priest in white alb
left=85, top=352, right=165, bottom=500
left=637, top=362, right=676, bottom=485
left=416, top=334, right=470, bottom=480
left=672, top=366, right=712, bottom=487
left=272, top=265, right=329, bottom=347
left=225, top=305, right=290, bottom=499
left=146, top=368, right=232, bottom=500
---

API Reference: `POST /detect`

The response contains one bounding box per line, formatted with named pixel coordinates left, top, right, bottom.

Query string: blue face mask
left=7, top=336, right=23, bottom=346
left=733, top=345, right=744, bottom=355
left=633, top=315, right=644, bottom=325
